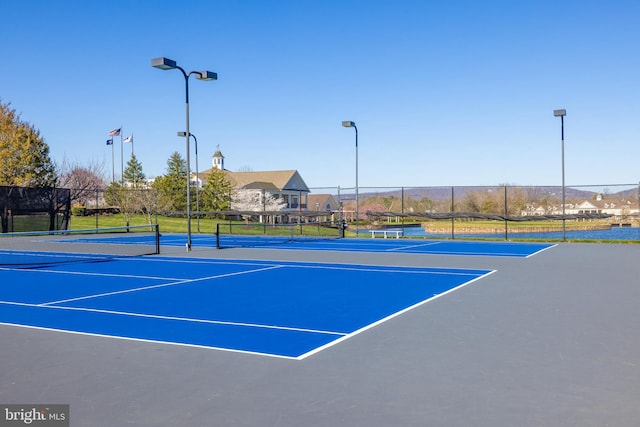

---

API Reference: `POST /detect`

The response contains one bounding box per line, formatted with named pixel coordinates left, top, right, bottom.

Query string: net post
left=155, top=223, right=161, bottom=254
left=216, top=222, right=221, bottom=249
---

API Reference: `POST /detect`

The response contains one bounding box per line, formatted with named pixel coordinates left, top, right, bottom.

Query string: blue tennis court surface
left=46, top=231, right=555, bottom=257
left=0, top=257, right=492, bottom=359
left=165, top=234, right=555, bottom=257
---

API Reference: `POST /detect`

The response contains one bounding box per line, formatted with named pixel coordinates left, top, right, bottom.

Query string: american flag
left=108, top=128, right=121, bottom=136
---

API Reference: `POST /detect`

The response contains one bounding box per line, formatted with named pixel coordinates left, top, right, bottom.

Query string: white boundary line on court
left=233, top=240, right=554, bottom=257
left=0, top=300, right=346, bottom=336
left=163, top=255, right=497, bottom=276
left=296, top=270, right=497, bottom=360
left=115, top=255, right=491, bottom=276
left=39, top=265, right=285, bottom=306
left=524, top=243, right=558, bottom=258
left=0, top=321, right=302, bottom=360
left=0, top=265, right=183, bottom=281
left=285, top=264, right=486, bottom=276
left=383, top=241, right=443, bottom=252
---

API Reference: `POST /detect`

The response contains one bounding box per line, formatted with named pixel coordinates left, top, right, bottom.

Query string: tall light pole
left=152, top=57, right=217, bottom=251
left=554, top=109, right=567, bottom=241
left=342, top=121, right=358, bottom=236
left=178, top=131, right=200, bottom=233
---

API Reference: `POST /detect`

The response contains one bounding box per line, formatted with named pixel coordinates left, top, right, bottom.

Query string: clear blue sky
left=1, top=0, right=638, bottom=190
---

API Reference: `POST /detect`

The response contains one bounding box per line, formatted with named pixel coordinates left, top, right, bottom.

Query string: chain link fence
left=40, top=182, right=640, bottom=242
left=311, top=183, right=640, bottom=241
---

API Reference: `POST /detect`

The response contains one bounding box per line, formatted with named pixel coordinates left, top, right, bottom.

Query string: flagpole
left=120, top=125, right=124, bottom=184
left=111, top=141, right=115, bottom=183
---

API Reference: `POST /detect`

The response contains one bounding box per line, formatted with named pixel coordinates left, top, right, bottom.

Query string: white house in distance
left=196, top=147, right=319, bottom=217
left=564, top=198, right=637, bottom=219
left=308, top=194, right=340, bottom=213
left=522, top=195, right=638, bottom=223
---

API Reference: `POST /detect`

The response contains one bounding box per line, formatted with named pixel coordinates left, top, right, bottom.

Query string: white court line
left=383, top=241, right=443, bottom=252
left=122, top=256, right=486, bottom=276
left=297, top=270, right=497, bottom=360
left=0, top=300, right=345, bottom=336
left=285, top=264, right=486, bottom=276
left=121, top=257, right=277, bottom=268
left=524, top=243, right=557, bottom=258
left=0, top=321, right=301, bottom=361
left=0, top=265, right=183, bottom=281
left=40, top=265, right=285, bottom=306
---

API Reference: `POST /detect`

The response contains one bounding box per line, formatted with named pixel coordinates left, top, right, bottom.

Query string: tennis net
left=0, top=224, right=160, bottom=267
left=215, top=221, right=342, bottom=249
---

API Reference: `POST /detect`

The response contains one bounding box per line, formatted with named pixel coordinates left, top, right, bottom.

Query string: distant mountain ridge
left=335, top=186, right=637, bottom=202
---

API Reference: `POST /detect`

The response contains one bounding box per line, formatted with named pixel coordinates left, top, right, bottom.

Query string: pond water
left=366, top=225, right=640, bottom=241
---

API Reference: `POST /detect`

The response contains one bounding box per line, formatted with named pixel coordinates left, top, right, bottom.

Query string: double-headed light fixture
left=152, top=57, right=217, bottom=251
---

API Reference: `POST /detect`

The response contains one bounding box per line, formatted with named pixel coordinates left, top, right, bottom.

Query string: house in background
left=307, top=194, right=341, bottom=222
left=522, top=196, right=638, bottom=223
left=226, top=170, right=310, bottom=211
left=195, top=147, right=312, bottom=221
left=565, top=198, right=636, bottom=220
left=307, top=194, right=340, bottom=212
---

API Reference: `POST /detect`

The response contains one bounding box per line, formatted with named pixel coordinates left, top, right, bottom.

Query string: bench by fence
left=368, top=230, right=403, bottom=239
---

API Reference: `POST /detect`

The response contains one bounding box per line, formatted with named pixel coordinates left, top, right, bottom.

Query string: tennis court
left=168, top=232, right=556, bottom=257
left=38, top=228, right=555, bottom=256
left=0, top=231, right=551, bottom=358
left=2, top=229, right=639, bottom=426
left=0, top=254, right=492, bottom=359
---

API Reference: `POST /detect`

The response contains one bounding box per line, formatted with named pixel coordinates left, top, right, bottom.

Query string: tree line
left=1, top=98, right=234, bottom=227
left=104, top=152, right=235, bottom=227
left=1, top=97, right=283, bottom=229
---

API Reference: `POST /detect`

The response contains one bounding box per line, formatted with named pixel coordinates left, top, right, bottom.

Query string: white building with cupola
left=195, top=147, right=312, bottom=212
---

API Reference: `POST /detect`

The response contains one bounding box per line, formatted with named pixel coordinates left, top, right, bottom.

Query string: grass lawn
left=70, top=214, right=219, bottom=233
left=70, top=214, right=342, bottom=237
left=70, top=214, right=635, bottom=243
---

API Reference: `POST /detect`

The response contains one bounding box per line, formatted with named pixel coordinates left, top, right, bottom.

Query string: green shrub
left=72, top=206, right=87, bottom=216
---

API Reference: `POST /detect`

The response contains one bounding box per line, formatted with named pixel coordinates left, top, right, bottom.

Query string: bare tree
left=136, top=186, right=159, bottom=227
left=231, top=190, right=287, bottom=223
left=105, top=183, right=140, bottom=228
left=57, top=158, right=107, bottom=206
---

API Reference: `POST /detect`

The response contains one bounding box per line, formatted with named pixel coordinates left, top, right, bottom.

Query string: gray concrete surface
left=1, top=243, right=639, bottom=426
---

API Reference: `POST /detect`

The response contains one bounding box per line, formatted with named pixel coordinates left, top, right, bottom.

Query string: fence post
left=504, top=185, right=508, bottom=240
left=451, top=186, right=455, bottom=239
left=95, top=187, right=99, bottom=230
left=401, top=187, right=405, bottom=235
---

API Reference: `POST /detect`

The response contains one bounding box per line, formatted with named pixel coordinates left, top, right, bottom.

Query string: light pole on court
left=554, top=109, right=567, bottom=241
left=341, top=121, right=358, bottom=236
left=152, top=57, right=217, bottom=251
left=178, top=131, right=200, bottom=233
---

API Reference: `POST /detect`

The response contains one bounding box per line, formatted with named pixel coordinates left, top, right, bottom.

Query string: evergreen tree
left=0, top=98, right=57, bottom=187
left=152, top=151, right=188, bottom=211
left=200, top=168, right=234, bottom=213
left=123, top=154, right=146, bottom=188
